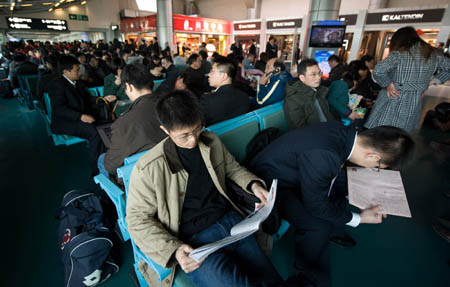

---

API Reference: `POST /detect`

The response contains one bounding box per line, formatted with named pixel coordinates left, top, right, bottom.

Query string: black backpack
left=244, top=127, right=283, bottom=165
left=57, top=190, right=119, bottom=287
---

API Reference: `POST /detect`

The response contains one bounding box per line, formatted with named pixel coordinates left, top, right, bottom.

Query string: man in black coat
left=48, top=55, right=106, bottom=173
left=184, top=54, right=205, bottom=97
left=200, top=57, right=250, bottom=126
left=249, top=122, right=415, bottom=287
left=160, top=55, right=180, bottom=89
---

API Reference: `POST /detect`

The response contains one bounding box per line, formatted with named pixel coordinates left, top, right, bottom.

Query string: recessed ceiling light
left=81, top=1, right=87, bottom=5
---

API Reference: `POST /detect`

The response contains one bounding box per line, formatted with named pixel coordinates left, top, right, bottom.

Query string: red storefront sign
left=120, top=15, right=156, bottom=33
left=172, top=14, right=232, bottom=34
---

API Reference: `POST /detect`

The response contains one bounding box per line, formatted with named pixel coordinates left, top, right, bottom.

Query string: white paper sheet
left=347, top=167, right=411, bottom=218
left=188, top=179, right=278, bottom=263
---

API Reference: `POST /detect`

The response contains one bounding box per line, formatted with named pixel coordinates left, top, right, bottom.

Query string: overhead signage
left=120, top=15, right=156, bottom=33
left=173, top=14, right=232, bottom=34
left=338, top=14, right=357, bottom=26
left=366, top=9, right=445, bottom=24
left=267, top=18, right=302, bottom=29
left=69, top=14, right=88, bottom=21
left=6, top=17, right=68, bottom=31
left=233, top=21, right=261, bottom=31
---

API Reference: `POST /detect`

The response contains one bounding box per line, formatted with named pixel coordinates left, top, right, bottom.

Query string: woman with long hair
left=364, top=26, right=450, bottom=133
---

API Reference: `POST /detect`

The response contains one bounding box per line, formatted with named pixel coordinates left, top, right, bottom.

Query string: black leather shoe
left=330, top=234, right=357, bottom=247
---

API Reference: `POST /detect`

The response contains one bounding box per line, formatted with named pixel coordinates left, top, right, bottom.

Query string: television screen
left=309, top=25, right=346, bottom=48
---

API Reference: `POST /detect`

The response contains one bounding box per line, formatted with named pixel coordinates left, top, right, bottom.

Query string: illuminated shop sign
left=173, top=14, right=232, bottom=34
left=366, top=9, right=445, bottom=24
left=338, top=14, right=357, bottom=26
left=267, top=19, right=302, bottom=29
left=6, top=17, right=68, bottom=31
left=120, top=15, right=157, bottom=33
left=233, top=21, right=261, bottom=31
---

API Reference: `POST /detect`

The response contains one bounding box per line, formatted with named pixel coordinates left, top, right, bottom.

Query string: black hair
left=259, top=52, right=269, bottom=62
left=199, top=50, right=208, bottom=60
left=120, top=49, right=132, bottom=57
left=328, top=55, right=340, bottom=63
left=110, top=57, right=125, bottom=75
left=360, top=55, right=374, bottom=63
left=297, top=58, right=319, bottom=76
left=162, top=55, right=173, bottom=63
left=43, top=54, right=58, bottom=70
left=121, top=62, right=154, bottom=91
left=93, top=50, right=103, bottom=58
left=59, top=55, right=79, bottom=73
left=214, top=57, right=236, bottom=79
left=389, top=26, right=438, bottom=60
left=359, top=126, right=415, bottom=169
left=152, top=55, right=160, bottom=62
left=348, top=60, right=368, bottom=74
left=156, top=90, right=204, bottom=131
left=187, top=54, right=200, bottom=65
left=178, top=71, right=195, bottom=89
left=341, top=72, right=359, bottom=89
left=273, top=59, right=286, bottom=71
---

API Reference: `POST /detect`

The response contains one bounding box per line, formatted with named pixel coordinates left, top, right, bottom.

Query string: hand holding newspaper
left=347, top=167, right=411, bottom=218
left=188, top=179, right=278, bottom=263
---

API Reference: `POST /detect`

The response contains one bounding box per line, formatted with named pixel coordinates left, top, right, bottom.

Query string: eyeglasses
left=371, top=159, right=381, bottom=173
left=306, top=71, right=323, bottom=77
left=172, top=124, right=204, bottom=143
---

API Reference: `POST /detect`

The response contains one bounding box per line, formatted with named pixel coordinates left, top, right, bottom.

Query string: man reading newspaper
left=126, top=91, right=288, bottom=287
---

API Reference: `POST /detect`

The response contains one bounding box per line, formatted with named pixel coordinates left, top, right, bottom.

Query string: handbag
left=95, top=97, right=118, bottom=123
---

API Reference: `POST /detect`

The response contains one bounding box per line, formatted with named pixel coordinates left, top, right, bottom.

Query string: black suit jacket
left=249, top=122, right=356, bottom=225
left=200, top=84, right=250, bottom=126
left=49, top=76, right=96, bottom=133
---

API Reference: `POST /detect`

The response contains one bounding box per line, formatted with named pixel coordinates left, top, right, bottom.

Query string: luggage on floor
left=56, top=189, right=119, bottom=287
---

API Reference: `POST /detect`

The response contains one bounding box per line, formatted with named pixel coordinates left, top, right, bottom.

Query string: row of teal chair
left=94, top=100, right=294, bottom=287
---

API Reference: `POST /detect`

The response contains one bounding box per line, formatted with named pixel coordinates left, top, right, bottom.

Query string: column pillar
left=157, top=0, right=174, bottom=53
left=247, top=0, right=262, bottom=20
left=348, top=10, right=368, bottom=62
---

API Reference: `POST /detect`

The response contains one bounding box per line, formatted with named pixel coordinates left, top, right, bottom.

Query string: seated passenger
left=254, top=58, right=293, bottom=108
left=126, top=91, right=283, bottom=287
left=103, top=57, right=129, bottom=118
left=104, top=63, right=166, bottom=176
left=249, top=122, right=415, bottom=287
left=200, top=57, right=250, bottom=126
left=284, top=59, right=335, bottom=130
left=184, top=54, right=205, bottom=96
left=160, top=55, right=180, bottom=88
left=85, top=56, right=104, bottom=87
left=244, top=53, right=256, bottom=70
left=322, top=55, right=348, bottom=87
left=48, top=55, right=106, bottom=173
left=199, top=50, right=212, bottom=74
left=232, top=55, right=256, bottom=97
left=155, top=71, right=194, bottom=97
left=36, top=54, right=59, bottom=106
left=327, top=72, right=363, bottom=121
left=255, top=52, right=269, bottom=72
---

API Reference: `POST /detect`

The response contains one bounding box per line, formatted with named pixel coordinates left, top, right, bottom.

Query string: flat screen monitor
left=309, top=25, right=346, bottom=48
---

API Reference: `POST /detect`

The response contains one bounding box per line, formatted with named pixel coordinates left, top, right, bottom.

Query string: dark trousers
left=52, top=119, right=105, bottom=172
left=278, top=188, right=349, bottom=287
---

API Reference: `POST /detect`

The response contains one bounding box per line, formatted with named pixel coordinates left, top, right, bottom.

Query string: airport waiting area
left=2, top=0, right=450, bottom=287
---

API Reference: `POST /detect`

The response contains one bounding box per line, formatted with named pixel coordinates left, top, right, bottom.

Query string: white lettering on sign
left=381, top=14, right=424, bottom=22
left=273, top=21, right=295, bottom=27
left=238, top=24, right=257, bottom=29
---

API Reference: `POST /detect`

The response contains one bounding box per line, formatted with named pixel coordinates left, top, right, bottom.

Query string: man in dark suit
left=200, top=57, right=250, bottom=126
left=49, top=55, right=106, bottom=174
left=160, top=55, right=180, bottom=89
left=249, top=122, right=415, bottom=287
left=184, top=54, right=205, bottom=97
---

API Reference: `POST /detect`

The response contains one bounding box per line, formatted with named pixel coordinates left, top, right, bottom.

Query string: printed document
left=189, top=179, right=278, bottom=263
left=347, top=167, right=411, bottom=218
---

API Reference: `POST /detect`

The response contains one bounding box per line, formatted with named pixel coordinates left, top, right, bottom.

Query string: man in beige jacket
left=126, top=90, right=283, bottom=287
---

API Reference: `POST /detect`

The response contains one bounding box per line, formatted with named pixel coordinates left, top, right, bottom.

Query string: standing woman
left=364, top=26, right=450, bottom=133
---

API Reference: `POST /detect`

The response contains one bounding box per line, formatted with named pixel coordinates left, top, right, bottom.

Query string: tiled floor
left=2, top=97, right=449, bottom=287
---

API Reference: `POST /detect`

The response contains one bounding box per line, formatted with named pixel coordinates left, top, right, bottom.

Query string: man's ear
left=299, top=74, right=305, bottom=83
left=160, top=125, right=169, bottom=135
left=366, top=152, right=381, bottom=163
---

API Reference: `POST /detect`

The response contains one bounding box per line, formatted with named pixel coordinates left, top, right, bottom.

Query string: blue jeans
left=185, top=211, right=282, bottom=287
left=97, top=153, right=108, bottom=177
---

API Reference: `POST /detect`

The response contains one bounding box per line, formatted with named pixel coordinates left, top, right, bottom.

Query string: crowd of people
left=1, top=25, right=450, bottom=287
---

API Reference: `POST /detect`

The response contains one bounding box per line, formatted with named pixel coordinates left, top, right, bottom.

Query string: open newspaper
left=347, top=167, right=411, bottom=218
left=189, top=179, right=278, bottom=263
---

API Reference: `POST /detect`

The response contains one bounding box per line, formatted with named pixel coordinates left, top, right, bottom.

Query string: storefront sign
left=366, top=9, right=445, bottom=24
left=338, top=14, right=357, bottom=26
left=6, top=17, right=68, bottom=31
left=120, top=15, right=156, bottom=33
left=69, top=14, right=88, bottom=21
left=233, top=21, right=261, bottom=31
left=173, top=14, right=232, bottom=34
left=267, top=19, right=302, bottom=29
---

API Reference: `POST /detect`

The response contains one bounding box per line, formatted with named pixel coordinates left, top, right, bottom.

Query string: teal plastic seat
left=174, top=64, right=188, bottom=73
left=97, top=86, right=104, bottom=97
left=43, top=93, right=87, bottom=146
left=87, top=87, right=99, bottom=97
left=153, top=79, right=164, bottom=91
left=124, top=149, right=149, bottom=165
left=254, top=101, right=289, bottom=133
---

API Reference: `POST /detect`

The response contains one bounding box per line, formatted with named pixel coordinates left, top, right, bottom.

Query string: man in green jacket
left=126, top=91, right=284, bottom=287
left=284, top=59, right=335, bottom=130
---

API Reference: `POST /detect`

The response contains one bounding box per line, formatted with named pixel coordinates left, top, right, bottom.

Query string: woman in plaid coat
left=364, top=26, right=450, bottom=133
